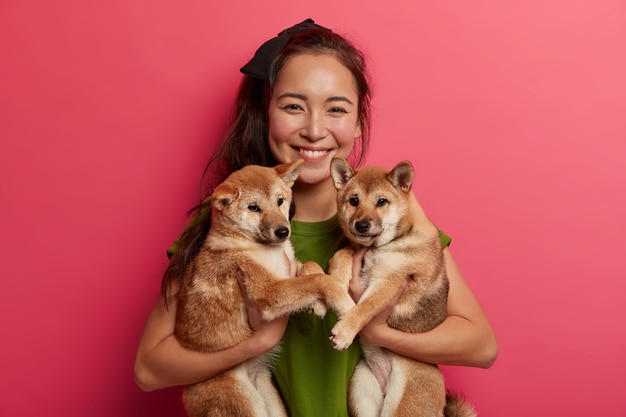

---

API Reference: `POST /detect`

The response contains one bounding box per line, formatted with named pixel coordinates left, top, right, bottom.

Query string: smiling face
left=268, top=53, right=362, bottom=186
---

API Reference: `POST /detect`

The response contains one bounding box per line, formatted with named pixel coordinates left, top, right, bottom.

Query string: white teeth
left=299, top=148, right=328, bottom=158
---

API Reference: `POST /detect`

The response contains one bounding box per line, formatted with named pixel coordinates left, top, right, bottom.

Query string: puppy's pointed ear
left=387, top=161, right=414, bottom=193
left=212, top=182, right=239, bottom=211
left=330, top=157, right=355, bottom=190
left=276, top=159, right=304, bottom=188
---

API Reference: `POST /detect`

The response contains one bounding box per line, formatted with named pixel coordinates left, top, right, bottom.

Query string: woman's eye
left=283, top=104, right=303, bottom=111
left=277, top=197, right=284, bottom=206
left=376, top=198, right=388, bottom=207
left=349, top=197, right=359, bottom=207
left=248, top=205, right=260, bottom=212
left=329, top=107, right=347, bottom=114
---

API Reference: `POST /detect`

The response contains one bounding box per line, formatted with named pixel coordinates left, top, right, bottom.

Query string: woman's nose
left=301, top=112, right=328, bottom=141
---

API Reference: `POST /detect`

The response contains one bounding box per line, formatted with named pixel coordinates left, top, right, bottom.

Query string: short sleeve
left=438, top=229, right=452, bottom=249
left=166, top=198, right=212, bottom=259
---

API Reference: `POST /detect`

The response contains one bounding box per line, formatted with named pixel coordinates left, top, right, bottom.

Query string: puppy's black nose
left=275, top=227, right=290, bottom=240
left=355, top=221, right=370, bottom=233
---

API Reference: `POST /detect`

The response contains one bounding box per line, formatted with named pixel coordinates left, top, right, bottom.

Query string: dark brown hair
left=162, top=27, right=372, bottom=300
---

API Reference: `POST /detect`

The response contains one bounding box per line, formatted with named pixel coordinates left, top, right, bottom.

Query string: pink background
left=1, top=1, right=624, bottom=416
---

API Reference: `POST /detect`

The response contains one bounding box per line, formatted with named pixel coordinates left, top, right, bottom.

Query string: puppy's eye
left=376, top=198, right=388, bottom=207
left=349, top=197, right=359, bottom=207
left=248, top=204, right=260, bottom=212
left=277, top=197, right=284, bottom=206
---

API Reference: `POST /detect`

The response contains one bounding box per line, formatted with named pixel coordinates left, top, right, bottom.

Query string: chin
left=296, top=169, right=332, bottom=186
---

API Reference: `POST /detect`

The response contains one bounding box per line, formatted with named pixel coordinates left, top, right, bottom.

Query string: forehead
left=272, top=53, right=358, bottom=100
left=345, top=168, right=395, bottom=194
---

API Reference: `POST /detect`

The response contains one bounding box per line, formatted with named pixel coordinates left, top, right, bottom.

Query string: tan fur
left=175, top=160, right=355, bottom=417
left=329, top=157, right=476, bottom=417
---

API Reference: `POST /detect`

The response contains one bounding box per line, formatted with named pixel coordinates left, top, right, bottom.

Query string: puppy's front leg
left=300, top=261, right=328, bottom=318
left=330, top=270, right=405, bottom=351
left=328, top=247, right=354, bottom=292
left=325, top=248, right=357, bottom=317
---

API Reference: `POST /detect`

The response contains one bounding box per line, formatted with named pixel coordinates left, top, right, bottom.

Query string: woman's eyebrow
left=327, top=96, right=354, bottom=105
left=277, top=92, right=307, bottom=101
left=276, top=93, right=354, bottom=105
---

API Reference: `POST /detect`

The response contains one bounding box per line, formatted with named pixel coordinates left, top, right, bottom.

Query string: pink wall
left=1, top=1, right=624, bottom=415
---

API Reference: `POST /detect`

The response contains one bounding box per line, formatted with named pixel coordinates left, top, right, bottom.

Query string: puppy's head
left=211, top=160, right=303, bottom=245
left=331, top=157, right=414, bottom=247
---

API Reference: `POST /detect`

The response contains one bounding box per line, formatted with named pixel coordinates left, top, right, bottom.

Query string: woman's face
left=268, top=53, right=362, bottom=186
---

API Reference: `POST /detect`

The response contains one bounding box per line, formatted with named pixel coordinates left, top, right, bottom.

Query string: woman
left=135, top=19, right=497, bottom=416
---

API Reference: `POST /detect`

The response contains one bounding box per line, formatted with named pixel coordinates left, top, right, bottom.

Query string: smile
left=298, top=148, right=329, bottom=159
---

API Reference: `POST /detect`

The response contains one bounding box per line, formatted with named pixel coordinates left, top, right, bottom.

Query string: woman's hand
left=348, top=247, right=367, bottom=302
left=237, top=271, right=288, bottom=352
left=134, top=273, right=289, bottom=392
left=352, top=249, right=498, bottom=368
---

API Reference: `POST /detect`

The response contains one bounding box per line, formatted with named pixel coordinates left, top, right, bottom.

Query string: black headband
left=240, top=18, right=332, bottom=81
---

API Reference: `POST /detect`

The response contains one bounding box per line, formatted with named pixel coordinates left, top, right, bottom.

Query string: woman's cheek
left=268, top=123, right=286, bottom=145
left=333, top=120, right=359, bottom=147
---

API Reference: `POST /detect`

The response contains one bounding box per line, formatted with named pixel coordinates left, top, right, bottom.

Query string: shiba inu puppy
left=175, top=160, right=355, bottom=417
left=329, top=157, right=476, bottom=417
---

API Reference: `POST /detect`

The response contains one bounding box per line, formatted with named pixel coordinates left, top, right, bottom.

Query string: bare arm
left=134, top=280, right=288, bottom=392
left=350, top=248, right=498, bottom=369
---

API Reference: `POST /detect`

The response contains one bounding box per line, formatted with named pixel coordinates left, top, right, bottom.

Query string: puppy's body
left=329, top=157, right=476, bottom=417
left=175, top=160, right=355, bottom=417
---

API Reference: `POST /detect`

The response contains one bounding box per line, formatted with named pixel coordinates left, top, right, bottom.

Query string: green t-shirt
left=167, top=210, right=451, bottom=417
left=274, top=215, right=451, bottom=417
left=273, top=216, right=359, bottom=417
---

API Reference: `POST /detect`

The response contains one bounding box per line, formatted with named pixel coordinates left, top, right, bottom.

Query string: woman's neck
left=291, top=177, right=337, bottom=222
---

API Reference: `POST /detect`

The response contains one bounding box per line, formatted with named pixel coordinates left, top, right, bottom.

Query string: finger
left=350, top=248, right=365, bottom=281
left=283, top=250, right=298, bottom=276
left=348, top=248, right=366, bottom=298
left=354, top=247, right=367, bottom=263
left=349, top=275, right=363, bottom=302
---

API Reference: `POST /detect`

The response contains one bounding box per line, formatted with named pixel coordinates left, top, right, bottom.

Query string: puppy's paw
left=330, top=247, right=354, bottom=267
left=300, top=261, right=324, bottom=276
left=328, top=248, right=354, bottom=284
left=330, top=320, right=356, bottom=351
left=310, top=299, right=328, bottom=318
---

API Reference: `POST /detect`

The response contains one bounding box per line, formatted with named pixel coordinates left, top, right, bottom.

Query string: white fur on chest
left=253, top=242, right=294, bottom=280
left=361, top=249, right=404, bottom=285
